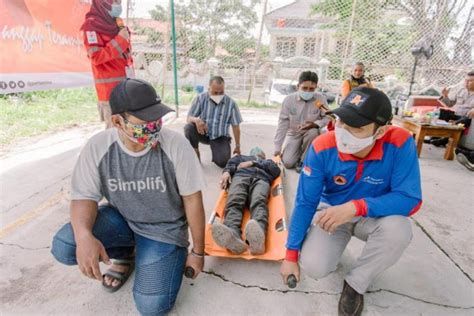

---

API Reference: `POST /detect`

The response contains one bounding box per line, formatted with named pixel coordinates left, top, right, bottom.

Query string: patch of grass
left=0, top=86, right=279, bottom=146
left=161, top=91, right=196, bottom=107
left=0, top=87, right=99, bottom=145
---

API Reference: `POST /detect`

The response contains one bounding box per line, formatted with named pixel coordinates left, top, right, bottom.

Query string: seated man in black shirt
left=212, top=147, right=281, bottom=255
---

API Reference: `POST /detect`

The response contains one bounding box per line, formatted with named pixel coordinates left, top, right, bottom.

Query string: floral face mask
left=121, top=116, right=162, bottom=148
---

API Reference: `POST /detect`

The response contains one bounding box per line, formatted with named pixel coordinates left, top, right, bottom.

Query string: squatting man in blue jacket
left=212, top=147, right=281, bottom=255
left=280, top=87, right=422, bottom=316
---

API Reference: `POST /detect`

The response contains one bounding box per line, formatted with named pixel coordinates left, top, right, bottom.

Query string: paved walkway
left=0, top=108, right=473, bottom=315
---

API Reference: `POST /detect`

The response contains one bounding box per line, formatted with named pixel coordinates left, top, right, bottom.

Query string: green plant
left=0, top=87, right=99, bottom=145
left=181, top=84, right=194, bottom=93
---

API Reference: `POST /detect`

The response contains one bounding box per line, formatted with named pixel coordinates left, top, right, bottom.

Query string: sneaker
left=211, top=223, right=247, bottom=254
left=456, top=153, right=474, bottom=172
left=338, top=281, right=364, bottom=316
left=244, top=219, right=266, bottom=255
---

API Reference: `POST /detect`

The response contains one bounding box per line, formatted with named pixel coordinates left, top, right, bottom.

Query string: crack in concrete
left=4, top=174, right=71, bottom=214
left=0, top=242, right=50, bottom=251
left=411, top=218, right=473, bottom=282
left=367, top=288, right=474, bottom=310
left=202, top=271, right=474, bottom=310
left=201, top=271, right=339, bottom=296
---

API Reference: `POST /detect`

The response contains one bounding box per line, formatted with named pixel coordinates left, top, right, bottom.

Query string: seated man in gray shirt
left=185, top=76, right=243, bottom=168
left=274, top=71, right=329, bottom=171
left=440, top=71, right=474, bottom=119
left=431, top=71, right=474, bottom=148
left=51, top=79, right=206, bottom=315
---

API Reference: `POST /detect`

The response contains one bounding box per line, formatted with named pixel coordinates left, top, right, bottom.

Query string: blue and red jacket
left=286, top=126, right=422, bottom=260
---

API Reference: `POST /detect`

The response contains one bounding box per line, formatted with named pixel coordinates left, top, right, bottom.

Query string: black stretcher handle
left=287, top=274, right=297, bottom=289
left=184, top=266, right=195, bottom=279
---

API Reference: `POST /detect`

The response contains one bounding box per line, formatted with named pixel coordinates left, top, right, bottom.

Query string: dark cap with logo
left=109, top=79, right=174, bottom=121
left=328, top=87, right=393, bottom=127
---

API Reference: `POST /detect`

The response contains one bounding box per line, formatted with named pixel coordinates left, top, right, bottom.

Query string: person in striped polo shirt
left=184, top=76, right=243, bottom=168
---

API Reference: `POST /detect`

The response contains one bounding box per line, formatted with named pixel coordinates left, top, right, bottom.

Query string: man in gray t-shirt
left=51, top=79, right=206, bottom=315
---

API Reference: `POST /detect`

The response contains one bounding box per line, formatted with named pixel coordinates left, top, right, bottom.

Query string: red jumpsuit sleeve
left=83, top=32, right=130, bottom=66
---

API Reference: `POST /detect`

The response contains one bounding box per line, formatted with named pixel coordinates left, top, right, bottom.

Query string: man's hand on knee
left=195, top=118, right=208, bottom=135
left=76, top=233, right=110, bottom=281
left=314, top=202, right=357, bottom=234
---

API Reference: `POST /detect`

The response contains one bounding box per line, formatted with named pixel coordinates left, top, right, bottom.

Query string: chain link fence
left=126, top=0, right=473, bottom=106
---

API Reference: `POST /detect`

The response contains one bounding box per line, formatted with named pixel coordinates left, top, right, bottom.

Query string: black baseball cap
left=328, top=87, right=393, bottom=128
left=109, top=79, right=174, bottom=121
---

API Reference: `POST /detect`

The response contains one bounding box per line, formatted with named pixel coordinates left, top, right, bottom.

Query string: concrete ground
left=0, top=107, right=473, bottom=315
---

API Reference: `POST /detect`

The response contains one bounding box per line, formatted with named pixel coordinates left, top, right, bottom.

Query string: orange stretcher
left=204, top=156, right=288, bottom=261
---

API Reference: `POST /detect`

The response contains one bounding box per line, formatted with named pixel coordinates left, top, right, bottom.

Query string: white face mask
left=335, top=125, right=377, bottom=154
left=210, top=95, right=224, bottom=104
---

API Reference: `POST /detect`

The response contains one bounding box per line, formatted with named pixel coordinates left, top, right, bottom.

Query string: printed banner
left=0, top=0, right=93, bottom=94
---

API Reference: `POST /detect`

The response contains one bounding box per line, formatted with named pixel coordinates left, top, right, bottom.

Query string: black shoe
left=338, top=281, right=364, bottom=316
left=430, top=137, right=449, bottom=147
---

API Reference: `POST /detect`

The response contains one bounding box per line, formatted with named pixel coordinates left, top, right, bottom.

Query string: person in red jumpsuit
left=80, top=0, right=134, bottom=128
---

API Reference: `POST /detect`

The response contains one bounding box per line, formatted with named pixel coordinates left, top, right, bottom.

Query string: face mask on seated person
left=210, top=95, right=224, bottom=104
left=335, top=125, right=378, bottom=154
left=299, top=91, right=314, bottom=101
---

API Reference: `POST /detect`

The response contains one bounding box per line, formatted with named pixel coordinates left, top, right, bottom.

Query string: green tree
left=149, top=1, right=261, bottom=66
left=312, top=0, right=412, bottom=67
left=312, top=0, right=469, bottom=81
left=222, top=35, right=256, bottom=58
left=150, top=4, right=168, bottom=22
left=177, top=0, right=260, bottom=56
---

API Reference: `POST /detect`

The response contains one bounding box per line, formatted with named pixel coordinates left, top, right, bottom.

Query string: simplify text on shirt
left=108, top=177, right=167, bottom=193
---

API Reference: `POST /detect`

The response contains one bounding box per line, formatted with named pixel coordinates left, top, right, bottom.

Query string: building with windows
left=264, top=0, right=338, bottom=61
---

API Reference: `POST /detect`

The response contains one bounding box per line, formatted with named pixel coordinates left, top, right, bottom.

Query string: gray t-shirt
left=71, top=128, right=205, bottom=247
